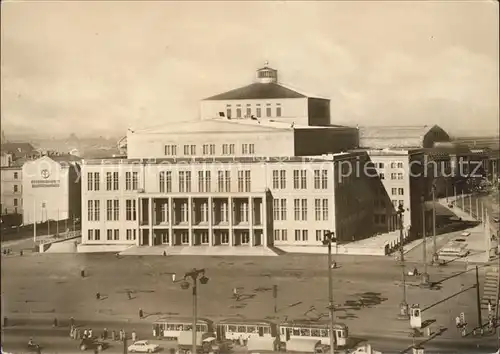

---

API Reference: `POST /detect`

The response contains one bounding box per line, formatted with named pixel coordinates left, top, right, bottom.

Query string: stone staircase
left=481, top=267, right=499, bottom=311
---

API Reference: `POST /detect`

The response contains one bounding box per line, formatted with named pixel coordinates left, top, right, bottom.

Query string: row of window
left=226, top=103, right=281, bottom=119
left=87, top=169, right=331, bottom=193
left=164, top=143, right=256, bottom=156
left=274, top=229, right=331, bottom=242
left=87, top=228, right=137, bottom=241
left=374, top=162, right=405, bottom=169
left=374, top=199, right=405, bottom=208
left=87, top=199, right=137, bottom=222
left=87, top=172, right=139, bottom=191
left=272, top=198, right=329, bottom=221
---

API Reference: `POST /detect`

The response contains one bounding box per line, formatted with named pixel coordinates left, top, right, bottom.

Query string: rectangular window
left=13, top=185, right=18, bottom=192
left=107, top=229, right=113, bottom=241
left=274, top=229, right=280, bottom=241
left=242, top=144, right=248, bottom=155
left=126, top=200, right=137, bottom=221
left=94, top=172, right=100, bottom=191
left=391, top=173, right=396, bottom=180
left=113, top=200, right=119, bottom=221
left=226, top=108, right=232, bottom=118
left=276, top=106, right=282, bottom=117
left=322, top=199, right=328, bottom=220
left=293, top=170, right=300, bottom=189
left=295, top=229, right=301, bottom=241
left=159, top=171, right=172, bottom=193
left=198, top=171, right=211, bottom=193
left=88, top=229, right=94, bottom=241
left=94, top=229, right=100, bottom=240
left=87, top=172, right=94, bottom=191
left=321, top=170, right=328, bottom=189
left=397, top=162, right=403, bottom=168
left=125, top=172, right=132, bottom=190
left=314, top=170, right=320, bottom=189
left=398, top=188, right=404, bottom=195
left=179, top=171, right=192, bottom=193
left=106, top=200, right=112, bottom=221
left=132, top=172, right=138, bottom=190
left=113, top=172, right=119, bottom=190
left=114, top=229, right=119, bottom=240
left=256, top=107, right=261, bottom=118
left=217, top=171, right=231, bottom=193
left=397, top=173, right=404, bottom=180
left=266, top=107, right=272, bottom=117
left=399, top=200, right=404, bottom=207
left=391, top=188, right=397, bottom=195
left=301, top=199, right=307, bottom=221
left=280, top=199, right=287, bottom=220
left=13, top=172, right=18, bottom=179
left=126, top=229, right=137, bottom=241
left=302, top=230, right=308, bottom=241
left=300, top=170, right=307, bottom=189
left=273, top=199, right=280, bottom=220
left=315, top=199, right=321, bottom=221
left=13, top=199, right=18, bottom=206
left=246, top=107, right=251, bottom=117
left=316, top=230, right=325, bottom=242
left=106, top=172, right=112, bottom=190
left=88, top=200, right=94, bottom=221
left=164, top=144, right=177, bottom=156
left=183, top=145, right=189, bottom=155
left=236, top=108, right=242, bottom=118
left=294, top=199, right=300, bottom=221
left=244, top=170, right=251, bottom=192
left=272, top=170, right=279, bottom=189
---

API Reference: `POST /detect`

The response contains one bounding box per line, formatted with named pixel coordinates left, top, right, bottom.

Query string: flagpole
left=33, top=198, right=36, bottom=243
left=56, top=209, right=59, bottom=236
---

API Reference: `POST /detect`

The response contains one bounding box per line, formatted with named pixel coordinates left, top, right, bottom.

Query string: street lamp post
left=178, top=268, right=209, bottom=354
left=431, top=184, right=439, bottom=265
left=421, top=195, right=430, bottom=286
left=322, top=231, right=337, bottom=354
left=397, top=205, right=409, bottom=318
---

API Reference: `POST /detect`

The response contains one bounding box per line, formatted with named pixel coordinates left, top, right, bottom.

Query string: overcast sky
left=1, top=1, right=498, bottom=138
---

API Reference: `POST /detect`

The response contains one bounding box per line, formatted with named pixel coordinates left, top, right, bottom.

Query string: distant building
left=0, top=159, right=23, bottom=215
left=22, top=154, right=82, bottom=224
left=0, top=142, right=35, bottom=159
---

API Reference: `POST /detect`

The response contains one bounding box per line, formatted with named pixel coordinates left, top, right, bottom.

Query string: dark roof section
left=204, top=83, right=306, bottom=101
left=0, top=142, right=35, bottom=158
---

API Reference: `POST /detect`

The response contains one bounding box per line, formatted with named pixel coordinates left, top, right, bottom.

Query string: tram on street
left=152, top=317, right=214, bottom=340
left=216, top=318, right=278, bottom=343
left=279, top=319, right=348, bottom=347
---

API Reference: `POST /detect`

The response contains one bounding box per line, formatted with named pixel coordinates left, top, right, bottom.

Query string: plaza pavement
left=1, top=252, right=493, bottom=352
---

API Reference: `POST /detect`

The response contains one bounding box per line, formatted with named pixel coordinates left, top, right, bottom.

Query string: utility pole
left=475, top=198, right=480, bottom=221
left=33, top=198, right=37, bottom=243
left=475, top=266, right=482, bottom=328
left=323, top=231, right=337, bottom=354
left=421, top=195, right=429, bottom=285
left=397, top=205, right=409, bottom=318
left=432, top=184, right=438, bottom=264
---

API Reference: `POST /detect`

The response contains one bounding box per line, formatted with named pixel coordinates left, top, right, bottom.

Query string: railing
left=38, top=230, right=82, bottom=245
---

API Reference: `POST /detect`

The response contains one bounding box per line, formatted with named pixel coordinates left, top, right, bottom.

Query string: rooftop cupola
left=255, top=61, right=278, bottom=84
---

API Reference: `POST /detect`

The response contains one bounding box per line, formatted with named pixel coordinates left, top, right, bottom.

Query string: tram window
left=228, top=325, right=236, bottom=332
left=300, top=329, right=310, bottom=336
left=196, top=325, right=202, bottom=332
left=280, top=328, right=284, bottom=334
left=292, top=328, right=300, bottom=336
left=184, top=325, right=192, bottom=331
left=320, top=329, right=328, bottom=337
left=237, top=326, right=246, bottom=333
left=337, top=330, right=344, bottom=338
left=166, top=324, right=176, bottom=330
left=248, top=326, right=258, bottom=333
left=311, top=329, right=320, bottom=337
left=263, top=327, right=270, bottom=334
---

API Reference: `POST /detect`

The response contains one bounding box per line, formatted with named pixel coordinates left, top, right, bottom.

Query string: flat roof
left=352, top=148, right=424, bottom=156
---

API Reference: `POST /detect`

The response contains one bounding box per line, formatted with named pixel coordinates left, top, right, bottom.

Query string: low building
left=0, top=159, right=23, bottom=215
left=22, top=155, right=82, bottom=224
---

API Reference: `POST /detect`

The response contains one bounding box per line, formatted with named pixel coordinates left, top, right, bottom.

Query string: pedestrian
left=127, top=291, right=132, bottom=300
left=70, top=317, right=75, bottom=327
left=163, top=250, right=167, bottom=256
left=83, top=329, right=88, bottom=338
left=20, top=250, right=23, bottom=256
left=233, top=288, right=238, bottom=298
left=139, top=308, right=143, bottom=319
left=123, top=330, right=127, bottom=341
left=53, top=318, right=58, bottom=327
left=455, top=316, right=461, bottom=328
left=76, top=328, right=81, bottom=340
left=119, top=329, right=124, bottom=341
left=111, top=330, right=116, bottom=341
left=80, top=269, right=85, bottom=278
left=96, top=292, right=101, bottom=300
left=132, top=330, right=137, bottom=341
left=103, top=328, right=108, bottom=340
left=70, top=326, right=74, bottom=338
left=488, top=299, right=493, bottom=314
left=171, top=273, right=176, bottom=282
left=89, top=328, right=93, bottom=338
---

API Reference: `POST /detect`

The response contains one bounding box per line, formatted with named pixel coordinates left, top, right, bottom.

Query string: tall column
left=262, top=194, right=268, bottom=247
left=168, top=197, right=173, bottom=246
left=136, top=198, right=141, bottom=246
left=248, top=197, right=254, bottom=247
left=188, top=197, right=193, bottom=246
left=148, top=197, right=153, bottom=246
left=228, top=197, right=234, bottom=246
left=208, top=197, right=213, bottom=246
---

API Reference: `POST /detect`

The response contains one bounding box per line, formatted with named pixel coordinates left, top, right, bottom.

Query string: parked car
left=128, top=340, right=160, bottom=353
left=454, top=238, right=467, bottom=242
left=79, top=338, right=108, bottom=351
